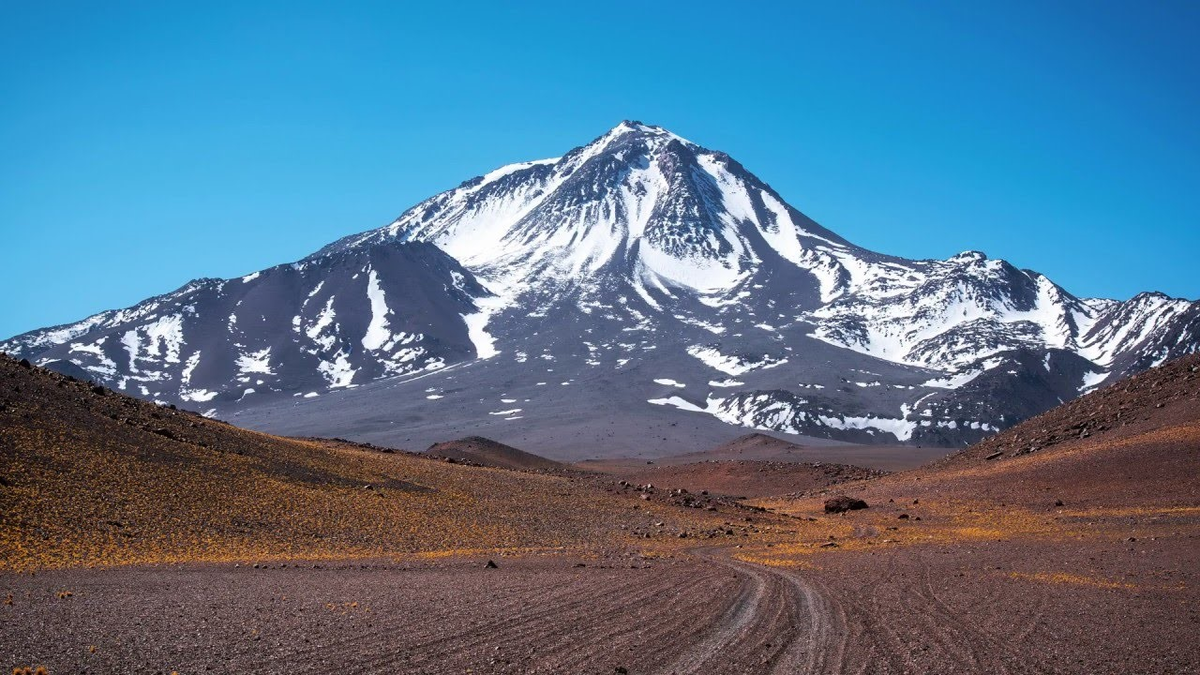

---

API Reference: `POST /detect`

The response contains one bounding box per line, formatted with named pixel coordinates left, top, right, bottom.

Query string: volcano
left=5, top=121, right=1198, bottom=457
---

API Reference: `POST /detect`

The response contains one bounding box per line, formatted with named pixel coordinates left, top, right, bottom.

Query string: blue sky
left=2, top=1, right=1197, bottom=339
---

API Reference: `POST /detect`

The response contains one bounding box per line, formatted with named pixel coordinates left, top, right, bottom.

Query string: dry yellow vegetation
left=0, top=356, right=733, bottom=571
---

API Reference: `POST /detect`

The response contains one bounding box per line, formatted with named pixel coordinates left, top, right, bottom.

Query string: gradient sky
left=2, top=1, right=1197, bottom=339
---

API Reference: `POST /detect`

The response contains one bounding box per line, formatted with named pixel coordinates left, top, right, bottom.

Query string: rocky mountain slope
left=2, top=241, right=489, bottom=409
left=4, top=121, right=1198, bottom=452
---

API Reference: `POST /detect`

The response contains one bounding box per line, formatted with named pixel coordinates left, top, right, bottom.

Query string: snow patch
left=647, top=396, right=707, bottom=413
left=708, top=379, right=745, bottom=388
left=686, top=345, right=786, bottom=376
left=236, top=348, right=273, bottom=375
left=362, top=269, right=393, bottom=350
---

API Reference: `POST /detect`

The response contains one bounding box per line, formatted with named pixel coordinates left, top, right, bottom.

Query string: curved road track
left=659, top=547, right=848, bottom=675
left=3, top=549, right=848, bottom=674
left=10, top=544, right=1189, bottom=673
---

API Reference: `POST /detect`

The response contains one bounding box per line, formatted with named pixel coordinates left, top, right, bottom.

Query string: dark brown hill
left=425, top=436, right=565, bottom=472
left=0, top=356, right=722, bottom=572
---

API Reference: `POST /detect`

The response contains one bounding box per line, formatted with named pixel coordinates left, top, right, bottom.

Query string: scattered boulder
left=824, top=496, right=869, bottom=513
left=484, top=560, right=498, bottom=569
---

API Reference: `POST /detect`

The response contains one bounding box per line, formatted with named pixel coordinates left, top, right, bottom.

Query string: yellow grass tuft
left=1008, top=571, right=1136, bottom=590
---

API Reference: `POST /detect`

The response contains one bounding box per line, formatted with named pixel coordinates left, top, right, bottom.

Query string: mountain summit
left=5, top=122, right=1198, bottom=455
left=320, top=120, right=854, bottom=299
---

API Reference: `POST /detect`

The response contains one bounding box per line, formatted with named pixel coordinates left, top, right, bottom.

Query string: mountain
left=4, top=121, right=1198, bottom=455
left=2, top=241, right=490, bottom=409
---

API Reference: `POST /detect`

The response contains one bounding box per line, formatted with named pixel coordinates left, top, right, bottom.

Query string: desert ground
left=2, top=353, right=1198, bottom=673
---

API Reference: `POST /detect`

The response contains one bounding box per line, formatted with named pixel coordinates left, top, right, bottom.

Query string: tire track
left=656, top=547, right=847, bottom=675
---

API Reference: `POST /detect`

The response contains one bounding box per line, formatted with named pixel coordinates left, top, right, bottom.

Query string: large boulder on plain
left=824, top=496, right=868, bottom=513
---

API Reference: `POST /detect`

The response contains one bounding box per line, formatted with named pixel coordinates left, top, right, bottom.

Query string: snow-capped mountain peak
left=322, top=121, right=855, bottom=304
left=4, top=122, right=1197, bottom=452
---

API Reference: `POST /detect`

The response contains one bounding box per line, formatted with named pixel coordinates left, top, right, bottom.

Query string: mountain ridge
left=4, top=121, right=1198, bottom=451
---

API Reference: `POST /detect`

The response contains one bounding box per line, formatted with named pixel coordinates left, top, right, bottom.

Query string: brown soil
left=596, top=459, right=885, bottom=499
left=0, top=356, right=734, bottom=572
left=425, top=435, right=566, bottom=472
left=580, top=432, right=948, bottom=473
left=0, top=551, right=852, bottom=674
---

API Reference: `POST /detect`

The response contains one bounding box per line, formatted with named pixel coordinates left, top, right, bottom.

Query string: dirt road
left=2, top=550, right=842, bottom=675
left=659, top=547, right=846, bottom=674
left=6, top=539, right=1197, bottom=674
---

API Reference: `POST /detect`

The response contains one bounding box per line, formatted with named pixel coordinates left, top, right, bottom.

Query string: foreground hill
left=5, top=122, right=1198, bottom=454
left=0, top=355, right=726, bottom=572
left=425, top=436, right=566, bottom=472
left=789, top=352, right=1200, bottom=510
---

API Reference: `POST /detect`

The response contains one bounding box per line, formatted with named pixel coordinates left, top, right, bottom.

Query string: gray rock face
left=5, top=121, right=1198, bottom=453
left=2, top=241, right=489, bottom=408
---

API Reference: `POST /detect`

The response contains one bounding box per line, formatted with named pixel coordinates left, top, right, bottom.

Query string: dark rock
left=824, top=496, right=869, bottom=513
left=484, top=560, right=498, bottom=569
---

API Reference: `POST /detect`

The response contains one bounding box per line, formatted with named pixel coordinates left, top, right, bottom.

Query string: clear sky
left=2, top=1, right=1197, bottom=339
